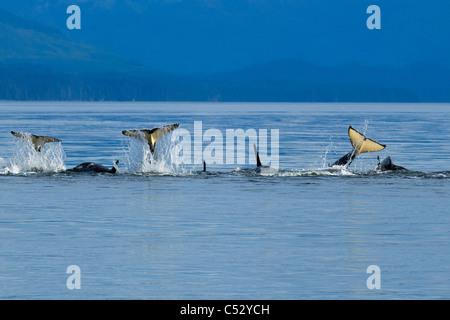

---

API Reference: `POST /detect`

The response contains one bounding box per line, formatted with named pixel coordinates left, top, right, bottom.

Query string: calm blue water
left=0, top=102, right=449, bottom=299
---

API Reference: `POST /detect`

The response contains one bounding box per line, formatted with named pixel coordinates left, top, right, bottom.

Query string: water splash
left=121, top=133, right=189, bottom=175
left=361, top=119, right=370, bottom=135
left=251, top=167, right=358, bottom=177
left=0, top=157, right=6, bottom=174
left=319, top=137, right=336, bottom=168
left=2, top=139, right=66, bottom=174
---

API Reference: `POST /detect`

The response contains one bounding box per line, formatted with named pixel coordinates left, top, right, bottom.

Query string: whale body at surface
left=71, top=161, right=119, bottom=174
left=376, top=156, right=408, bottom=172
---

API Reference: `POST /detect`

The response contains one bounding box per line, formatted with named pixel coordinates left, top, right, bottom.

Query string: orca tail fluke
left=122, top=123, right=179, bottom=154
left=348, top=126, right=386, bottom=155
left=253, top=144, right=262, bottom=167
left=11, top=131, right=26, bottom=140
left=11, top=131, right=61, bottom=152
left=332, top=126, right=386, bottom=167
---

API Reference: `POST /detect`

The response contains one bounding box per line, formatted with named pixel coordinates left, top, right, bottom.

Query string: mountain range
left=0, top=7, right=449, bottom=102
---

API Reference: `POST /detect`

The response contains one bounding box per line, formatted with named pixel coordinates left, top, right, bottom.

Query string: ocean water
left=0, top=101, right=449, bottom=300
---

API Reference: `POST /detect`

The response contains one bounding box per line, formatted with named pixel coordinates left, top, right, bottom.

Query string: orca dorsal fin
left=203, top=160, right=206, bottom=172
left=348, top=126, right=386, bottom=155
left=253, top=144, right=262, bottom=167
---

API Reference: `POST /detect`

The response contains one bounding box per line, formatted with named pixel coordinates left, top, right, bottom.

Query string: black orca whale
left=332, top=126, right=386, bottom=167
left=376, top=156, right=408, bottom=171
left=252, top=144, right=278, bottom=174
left=72, top=161, right=119, bottom=174
left=122, top=123, right=179, bottom=154
left=11, top=131, right=61, bottom=152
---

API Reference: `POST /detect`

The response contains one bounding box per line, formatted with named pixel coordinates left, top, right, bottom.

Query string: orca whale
left=376, top=156, right=408, bottom=171
left=332, top=126, right=386, bottom=167
left=122, top=123, right=179, bottom=154
left=11, top=131, right=61, bottom=152
left=252, top=144, right=278, bottom=174
left=71, top=160, right=119, bottom=174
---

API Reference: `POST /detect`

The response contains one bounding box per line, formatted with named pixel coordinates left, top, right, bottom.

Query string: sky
left=0, top=0, right=449, bottom=74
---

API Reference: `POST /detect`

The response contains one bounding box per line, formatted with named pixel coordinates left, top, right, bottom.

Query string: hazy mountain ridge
left=0, top=8, right=449, bottom=102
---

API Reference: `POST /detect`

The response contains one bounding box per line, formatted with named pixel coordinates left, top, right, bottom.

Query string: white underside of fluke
left=349, top=126, right=386, bottom=155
